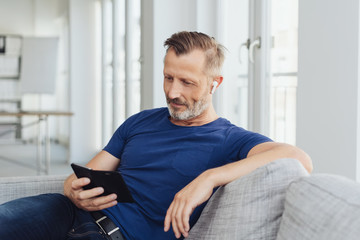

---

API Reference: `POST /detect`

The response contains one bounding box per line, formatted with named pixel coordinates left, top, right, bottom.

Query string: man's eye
left=165, top=76, right=173, bottom=81
left=182, top=80, right=192, bottom=85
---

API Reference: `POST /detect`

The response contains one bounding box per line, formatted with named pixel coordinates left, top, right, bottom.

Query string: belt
left=91, top=211, right=125, bottom=240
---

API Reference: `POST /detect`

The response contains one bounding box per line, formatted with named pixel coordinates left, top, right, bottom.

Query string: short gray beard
left=167, top=96, right=209, bottom=121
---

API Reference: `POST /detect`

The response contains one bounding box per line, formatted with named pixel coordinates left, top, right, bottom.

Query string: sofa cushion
left=276, top=174, right=360, bottom=240
left=0, top=175, right=66, bottom=204
left=187, top=158, right=309, bottom=240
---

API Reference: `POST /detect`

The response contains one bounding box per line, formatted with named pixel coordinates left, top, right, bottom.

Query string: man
left=0, top=31, right=312, bottom=240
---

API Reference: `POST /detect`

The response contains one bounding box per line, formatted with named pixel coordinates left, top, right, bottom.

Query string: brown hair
left=164, top=31, right=226, bottom=77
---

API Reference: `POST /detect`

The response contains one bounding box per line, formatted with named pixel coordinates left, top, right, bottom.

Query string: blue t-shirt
left=102, top=107, right=271, bottom=239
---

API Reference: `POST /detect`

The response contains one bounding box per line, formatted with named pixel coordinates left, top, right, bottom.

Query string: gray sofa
left=1, top=159, right=360, bottom=239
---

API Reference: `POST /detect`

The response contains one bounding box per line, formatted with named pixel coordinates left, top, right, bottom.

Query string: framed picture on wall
left=0, top=36, right=5, bottom=54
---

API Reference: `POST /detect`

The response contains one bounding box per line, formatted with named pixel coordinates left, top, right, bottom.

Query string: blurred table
left=0, top=111, right=73, bottom=174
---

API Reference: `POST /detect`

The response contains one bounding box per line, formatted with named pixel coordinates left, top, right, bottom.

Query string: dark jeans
left=0, top=193, right=107, bottom=240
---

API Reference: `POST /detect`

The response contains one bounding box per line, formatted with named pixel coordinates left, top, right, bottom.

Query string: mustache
left=166, top=97, right=188, bottom=107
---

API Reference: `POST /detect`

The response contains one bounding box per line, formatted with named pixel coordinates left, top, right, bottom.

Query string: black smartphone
left=71, top=163, right=134, bottom=203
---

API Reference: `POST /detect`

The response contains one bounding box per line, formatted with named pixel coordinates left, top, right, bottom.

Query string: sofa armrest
left=0, top=175, right=67, bottom=204
left=187, top=158, right=309, bottom=240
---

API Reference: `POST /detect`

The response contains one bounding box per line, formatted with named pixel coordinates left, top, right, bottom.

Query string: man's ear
left=210, top=76, right=223, bottom=94
left=216, top=76, right=223, bottom=86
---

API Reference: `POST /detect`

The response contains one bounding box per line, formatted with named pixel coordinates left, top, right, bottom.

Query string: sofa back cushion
left=276, top=174, right=360, bottom=240
left=0, top=175, right=66, bottom=204
left=187, top=158, right=308, bottom=240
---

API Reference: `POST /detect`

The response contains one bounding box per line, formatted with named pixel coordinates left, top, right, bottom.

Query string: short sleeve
left=103, top=126, right=126, bottom=159
left=225, top=127, right=272, bottom=161
left=103, top=113, right=140, bottom=159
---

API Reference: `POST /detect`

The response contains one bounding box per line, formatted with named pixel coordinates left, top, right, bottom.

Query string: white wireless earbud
left=211, top=81, right=218, bottom=94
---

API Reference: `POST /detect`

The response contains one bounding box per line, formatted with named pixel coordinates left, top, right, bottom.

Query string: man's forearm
left=205, top=142, right=312, bottom=188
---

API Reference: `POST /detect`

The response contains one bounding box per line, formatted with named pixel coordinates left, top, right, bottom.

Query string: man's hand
left=66, top=176, right=118, bottom=211
left=164, top=171, right=215, bottom=239
left=63, top=151, right=121, bottom=211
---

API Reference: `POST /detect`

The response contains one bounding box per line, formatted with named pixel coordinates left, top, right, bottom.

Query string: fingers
left=71, top=177, right=90, bottom=190
left=164, top=194, right=192, bottom=239
left=70, top=177, right=118, bottom=211
left=173, top=201, right=186, bottom=238
left=164, top=202, right=173, bottom=232
left=78, top=186, right=104, bottom=200
left=75, top=192, right=118, bottom=211
left=164, top=172, right=215, bottom=238
left=82, top=194, right=118, bottom=211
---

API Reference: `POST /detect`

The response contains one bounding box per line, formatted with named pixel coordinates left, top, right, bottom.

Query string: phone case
left=71, top=163, right=134, bottom=203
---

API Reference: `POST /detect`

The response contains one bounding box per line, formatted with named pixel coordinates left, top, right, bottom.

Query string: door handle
left=249, top=37, right=261, bottom=63
left=238, top=39, right=250, bottom=64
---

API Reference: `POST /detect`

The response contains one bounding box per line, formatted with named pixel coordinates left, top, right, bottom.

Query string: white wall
left=0, top=0, right=34, bottom=35
left=297, top=0, right=360, bottom=180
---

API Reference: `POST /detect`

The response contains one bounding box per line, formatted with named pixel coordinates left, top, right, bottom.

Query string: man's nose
left=167, top=81, right=182, bottom=99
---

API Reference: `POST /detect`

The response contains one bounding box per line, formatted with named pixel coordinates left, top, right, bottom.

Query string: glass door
left=220, top=0, right=250, bottom=129
left=220, top=0, right=299, bottom=144
left=269, top=0, right=298, bottom=144
left=220, top=0, right=269, bottom=134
